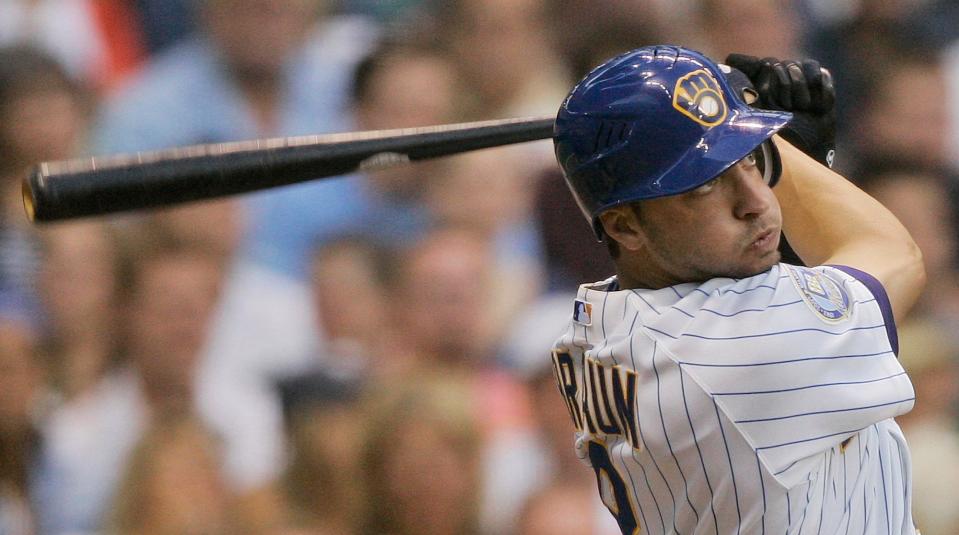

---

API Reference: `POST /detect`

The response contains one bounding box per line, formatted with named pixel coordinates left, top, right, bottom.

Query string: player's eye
left=753, top=146, right=769, bottom=183
left=691, top=177, right=720, bottom=195
left=739, top=146, right=769, bottom=182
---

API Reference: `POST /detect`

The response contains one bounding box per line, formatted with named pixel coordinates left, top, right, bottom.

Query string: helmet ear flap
left=591, top=218, right=606, bottom=242
left=762, top=139, right=783, bottom=188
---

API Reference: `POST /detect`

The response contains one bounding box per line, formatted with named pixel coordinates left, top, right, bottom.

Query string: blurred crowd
left=1, top=0, right=959, bottom=534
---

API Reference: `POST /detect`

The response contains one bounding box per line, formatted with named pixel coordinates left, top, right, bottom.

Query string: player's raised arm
left=774, top=139, right=925, bottom=321
left=725, top=54, right=926, bottom=322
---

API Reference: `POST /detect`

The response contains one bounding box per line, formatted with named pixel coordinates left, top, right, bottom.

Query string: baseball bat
left=23, top=115, right=555, bottom=223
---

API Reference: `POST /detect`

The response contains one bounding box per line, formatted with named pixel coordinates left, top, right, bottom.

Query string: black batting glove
left=725, top=54, right=837, bottom=169
left=721, top=64, right=761, bottom=105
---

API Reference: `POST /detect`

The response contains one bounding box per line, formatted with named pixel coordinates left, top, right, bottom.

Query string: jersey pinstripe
left=551, top=263, right=916, bottom=535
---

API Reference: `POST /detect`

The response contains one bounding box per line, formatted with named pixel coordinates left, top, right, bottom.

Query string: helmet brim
left=633, top=107, right=793, bottom=200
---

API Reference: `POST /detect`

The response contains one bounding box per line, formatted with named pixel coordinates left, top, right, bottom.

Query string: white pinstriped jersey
left=551, top=263, right=916, bottom=535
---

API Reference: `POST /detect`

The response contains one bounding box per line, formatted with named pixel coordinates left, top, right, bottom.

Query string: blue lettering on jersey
left=785, top=265, right=850, bottom=322
left=551, top=351, right=642, bottom=450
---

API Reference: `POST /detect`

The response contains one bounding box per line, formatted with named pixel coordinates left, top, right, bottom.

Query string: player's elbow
left=904, top=238, right=926, bottom=298
left=889, top=238, right=926, bottom=322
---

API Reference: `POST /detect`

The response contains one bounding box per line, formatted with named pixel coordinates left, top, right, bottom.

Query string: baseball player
left=550, top=46, right=925, bottom=534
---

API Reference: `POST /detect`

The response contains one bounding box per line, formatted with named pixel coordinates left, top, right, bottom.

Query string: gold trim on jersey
left=585, top=357, right=642, bottom=450
left=553, top=350, right=643, bottom=451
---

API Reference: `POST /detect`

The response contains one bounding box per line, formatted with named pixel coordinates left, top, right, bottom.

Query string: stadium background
left=0, top=0, right=958, bottom=533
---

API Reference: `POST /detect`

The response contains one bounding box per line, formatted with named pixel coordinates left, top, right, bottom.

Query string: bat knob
left=22, top=174, right=36, bottom=222
left=22, top=166, right=48, bottom=223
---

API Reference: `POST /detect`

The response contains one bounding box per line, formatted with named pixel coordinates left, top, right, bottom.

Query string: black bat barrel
left=23, top=116, right=555, bottom=222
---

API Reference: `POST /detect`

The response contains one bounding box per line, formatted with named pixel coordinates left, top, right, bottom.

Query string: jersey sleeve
left=649, top=264, right=914, bottom=487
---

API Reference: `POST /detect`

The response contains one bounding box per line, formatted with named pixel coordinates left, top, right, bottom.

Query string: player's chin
left=728, top=249, right=781, bottom=279
left=755, top=250, right=782, bottom=273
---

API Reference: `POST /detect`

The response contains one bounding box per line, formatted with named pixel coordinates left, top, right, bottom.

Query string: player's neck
left=613, top=254, right=683, bottom=290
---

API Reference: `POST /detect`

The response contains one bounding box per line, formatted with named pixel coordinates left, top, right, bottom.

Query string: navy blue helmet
left=554, top=45, right=792, bottom=236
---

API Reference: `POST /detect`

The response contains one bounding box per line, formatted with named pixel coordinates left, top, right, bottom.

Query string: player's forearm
left=774, top=137, right=925, bottom=320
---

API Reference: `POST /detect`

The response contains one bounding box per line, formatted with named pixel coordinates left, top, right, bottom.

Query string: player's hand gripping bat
left=23, top=115, right=554, bottom=222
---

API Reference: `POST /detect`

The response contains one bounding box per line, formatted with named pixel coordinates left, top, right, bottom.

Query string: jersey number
left=588, top=440, right=640, bottom=534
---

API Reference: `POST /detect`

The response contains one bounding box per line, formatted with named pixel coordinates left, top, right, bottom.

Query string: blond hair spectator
left=108, top=416, right=234, bottom=535
left=360, top=377, right=481, bottom=535
left=0, top=314, right=43, bottom=535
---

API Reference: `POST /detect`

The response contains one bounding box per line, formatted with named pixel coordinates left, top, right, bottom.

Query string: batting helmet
left=554, top=45, right=793, bottom=237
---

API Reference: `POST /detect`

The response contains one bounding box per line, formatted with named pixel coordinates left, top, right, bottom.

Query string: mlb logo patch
left=573, top=300, right=592, bottom=326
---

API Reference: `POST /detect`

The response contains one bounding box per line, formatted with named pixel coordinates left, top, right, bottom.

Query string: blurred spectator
left=389, top=227, right=497, bottom=370
left=360, top=377, right=481, bottom=535
left=250, top=37, right=462, bottom=279
left=431, top=0, right=566, bottom=168
left=387, top=226, right=543, bottom=533
left=37, top=222, right=121, bottom=400
left=535, top=169, right=614, bottom=291
left=107, top=415, right=235, bottom=535
left=94, top=0, right=377, bottom=275
left=95, top=0, right=369, bottom=154
left=805, top=0, right=959, bottom=161
left=425, top=148, right=545, bottom=334
left=858, top=165, right=959, bottom=322
left=145, top=198, right=247, bottom=263
left=0, top=46, right=90, bottom=304
left=337, top=0, right=425, bottom=23
left=0, top=315, right=44, bottom=535
left=131, top=0, right=197, bottom=55
left=122, top=237, right=224, bottom=417
left=697, top=0, right=805, bottom=60
left=496, top=297, right=621, bottom=534
left=309, top=237, right=397, bottom=378
left=524, top=365, right=595, bottom=487
left=895, top=320, right=959, bottom=535
left=480, top=351, right=590, bottom=535
left=545, top=0, right=662, bottom=78
left=426, top=149, right=539, bottom=252
left=851, top=53, right=952, bottom=172
left=942, top=38, right=959, bottom=172
left=34, top=236, right=224, bottom=534
left=515, top=481, right=602, bottom=535
left=0, top=0, right=145, bottom=91
left=347, top=34, right=478, bottom=245
left=802, top=0, right=959, bottom=48
left=434, top=0, right=570, bottom=120
left=277, top=371, right=366, bottom=534
left=196, top=38, right=461, bottom=498
left=98, top=0, right=378, bottom=496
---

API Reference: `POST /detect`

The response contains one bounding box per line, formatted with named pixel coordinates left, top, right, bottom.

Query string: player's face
left=636, top=149, right=782, bottom=282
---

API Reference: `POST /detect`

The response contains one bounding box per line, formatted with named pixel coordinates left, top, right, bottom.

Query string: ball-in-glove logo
left=672, top=69, right=728, bottom=127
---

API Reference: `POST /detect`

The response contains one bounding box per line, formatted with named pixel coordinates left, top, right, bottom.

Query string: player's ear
left=599, top=205, right=646, bottom=252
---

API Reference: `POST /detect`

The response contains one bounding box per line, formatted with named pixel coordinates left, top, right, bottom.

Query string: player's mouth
left=749, top=228, right=779, bottom=253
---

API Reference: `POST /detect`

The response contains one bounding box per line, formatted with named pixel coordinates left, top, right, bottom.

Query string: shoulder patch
left=573, top=300, right=593, bottom=326
left=785, top=265, right=851, bottom=322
